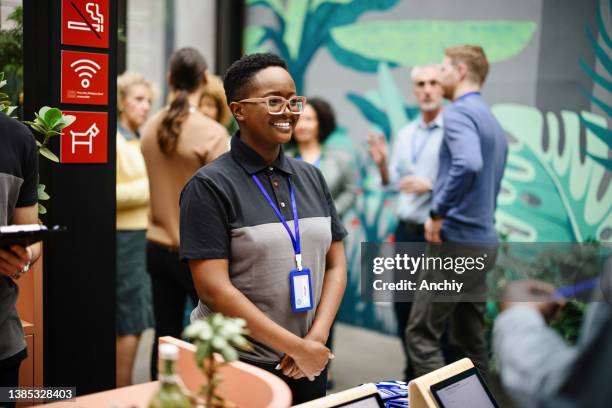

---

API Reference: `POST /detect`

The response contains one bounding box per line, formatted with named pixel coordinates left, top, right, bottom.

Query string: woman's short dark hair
left=158, top=48, right=207, bottom=155
left=223, top=53, right=288, bottom=103
left=308, top=97, right=337, bottom=143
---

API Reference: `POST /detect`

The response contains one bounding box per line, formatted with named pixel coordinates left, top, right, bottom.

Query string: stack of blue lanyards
left=376, top=380, right=409, bottom=407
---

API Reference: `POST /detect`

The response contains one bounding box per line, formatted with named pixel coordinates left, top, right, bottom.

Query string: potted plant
left=183, top=314, right=251, bottom=408
left=1, top=71, right=75, bottom=214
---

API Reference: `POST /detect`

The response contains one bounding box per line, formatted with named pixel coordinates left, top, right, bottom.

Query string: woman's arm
left=0, top=204, right=41, bottom=278
left=117, top=178, right=149, bottom=210
left=117, top=135, right=150, bottom=210
left=332, top=159, right=358, bottom=218
left=189, top=258, right=332, bottom=380
left=279, top=240, right=347, bottom=378
left=307, top=240, right=347, bottom=343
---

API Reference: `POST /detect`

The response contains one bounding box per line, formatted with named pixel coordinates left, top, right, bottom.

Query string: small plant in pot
left=183, top=314, right=251, bottom=408
left=2, top=71, right=75, bottom=214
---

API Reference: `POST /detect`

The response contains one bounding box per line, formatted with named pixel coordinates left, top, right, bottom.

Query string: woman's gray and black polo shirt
left=179, top=134, right=347, bottom=364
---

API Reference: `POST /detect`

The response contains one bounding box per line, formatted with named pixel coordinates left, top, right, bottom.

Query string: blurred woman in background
left=198, top=74, right=233, bottom=131
left=140, top=47, right=228, bottom=378
left=115, top=71, right=155, bottom=386
left=292, top=98, right=357, bottom=220
left=291, top=97, right=357, bottom=389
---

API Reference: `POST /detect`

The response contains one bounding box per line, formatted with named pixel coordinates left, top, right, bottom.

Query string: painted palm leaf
left=329, top=20, right=537, bottom=68
left=494, top=104, right=611, bottom=242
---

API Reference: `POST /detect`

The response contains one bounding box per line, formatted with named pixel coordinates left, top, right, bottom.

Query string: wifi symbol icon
left=70, top=59, right=101, bottom=89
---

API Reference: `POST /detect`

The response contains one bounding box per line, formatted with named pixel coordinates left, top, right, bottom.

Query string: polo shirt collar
left=230, top=132, right=293, bottom=175
left=417, top=113, right=443, bottom=131
left=117, top=121, right=139, bottom=140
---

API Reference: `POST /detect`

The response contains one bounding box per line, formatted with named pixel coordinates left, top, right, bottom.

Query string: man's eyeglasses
left=237, top=96, right=307, bottom=115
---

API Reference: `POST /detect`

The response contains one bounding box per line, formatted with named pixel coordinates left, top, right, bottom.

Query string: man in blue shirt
left=406, top=45, right=508, bottom=377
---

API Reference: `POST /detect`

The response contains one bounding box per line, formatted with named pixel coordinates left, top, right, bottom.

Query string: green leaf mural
left=246, top=1, right=537, bottom=92
left=247, top=0, right=284, bottom=18
left=494, top=104, right=611, bottom=243
left=336, top=63, right=416, bottom=334
left=330, top=20, right=537, bottom=67
left=244, top=26, right=270, bottom=54
left=579, top=0, right=611, bottom=169
left=347, top=62, right=418, bottom=140
left=245, top=0, right=400, bottom=91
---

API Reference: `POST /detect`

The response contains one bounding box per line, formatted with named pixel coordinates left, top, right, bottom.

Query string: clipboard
left=0, top=224, right=66, bottom=248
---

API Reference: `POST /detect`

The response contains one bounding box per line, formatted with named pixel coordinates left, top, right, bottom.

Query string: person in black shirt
left=179, top=53, right=347, bottom=404
left=0, top=114, right=41, bottom=405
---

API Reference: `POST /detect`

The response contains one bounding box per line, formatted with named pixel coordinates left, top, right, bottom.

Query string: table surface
left=40, top=381, right=160, bottom=408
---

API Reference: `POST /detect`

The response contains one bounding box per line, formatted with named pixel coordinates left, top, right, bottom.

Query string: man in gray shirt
left=495, top=276, right=612, bottom=407
left=368, top=64, right=444, bottom=381
left=0, top=113, right=41, bottom=402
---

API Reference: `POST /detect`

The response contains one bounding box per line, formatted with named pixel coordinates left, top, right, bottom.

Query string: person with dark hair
left=495, top=275, right=612, bottom=408
left=0, top=114, right=41, bottom=408
left=292, top=98, right=357, bottom=219
left=140, top=47, right=228, bottom=379
left=179, top=53, right=347, bottom=403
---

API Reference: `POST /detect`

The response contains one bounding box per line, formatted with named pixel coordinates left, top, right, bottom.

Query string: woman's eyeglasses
left=237, top=96, right=307, bottom=115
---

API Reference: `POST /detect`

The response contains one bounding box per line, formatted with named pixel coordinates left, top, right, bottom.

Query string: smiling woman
left=223, top=60, right=305, bottom=157
left=179, top=53, right=348, bottom=404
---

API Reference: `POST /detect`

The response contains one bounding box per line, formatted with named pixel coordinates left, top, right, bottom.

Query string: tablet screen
left=337, top=396, right=383, bottom=407
left=333, top=393, right=385, bottom=407
left=430, top=367, right=498, bottom=408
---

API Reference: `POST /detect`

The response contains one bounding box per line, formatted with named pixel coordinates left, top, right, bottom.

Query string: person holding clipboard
left=179, top=53, right=347, bottom=404
left=0, top=113, right=41, bottom=403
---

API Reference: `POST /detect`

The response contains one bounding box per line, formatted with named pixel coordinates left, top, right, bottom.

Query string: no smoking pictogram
left=62, top=0, right=109, bottom=48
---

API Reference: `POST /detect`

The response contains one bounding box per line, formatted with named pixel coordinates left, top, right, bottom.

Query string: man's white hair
left=410, top=64, right=439, bottom=81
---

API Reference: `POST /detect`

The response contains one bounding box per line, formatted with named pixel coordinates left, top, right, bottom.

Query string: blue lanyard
left=251, top=174, right=302, bottom=270
left=411, top=130, right=429, bottom=164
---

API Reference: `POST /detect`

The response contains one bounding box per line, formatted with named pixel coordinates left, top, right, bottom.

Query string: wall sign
left=61, top=50, right=108, bottom=105
left=61, top=0, right=109, bottom=49
left=60, top=111, right=108, bottom=163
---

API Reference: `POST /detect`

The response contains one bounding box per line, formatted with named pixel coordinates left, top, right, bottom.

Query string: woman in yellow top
left=116, top=71, right=155, bottom=386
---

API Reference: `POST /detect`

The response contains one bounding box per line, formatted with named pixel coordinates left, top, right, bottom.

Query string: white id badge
left=290, top=268, right=313, bottom=312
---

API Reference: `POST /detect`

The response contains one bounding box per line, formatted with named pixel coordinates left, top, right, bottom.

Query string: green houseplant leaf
left=38, top=147, right=59, bottom=163
left=183, top=314, right=250, bottom=407
left=37, top=184, right=50, bottom=201
left=43, top=107, right=63, bottom=128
